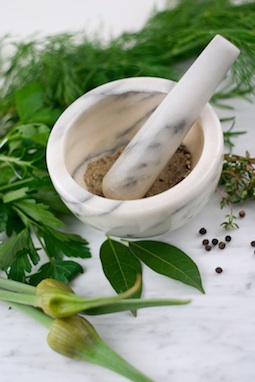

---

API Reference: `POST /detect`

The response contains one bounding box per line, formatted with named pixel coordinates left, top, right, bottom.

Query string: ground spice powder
left=84, top=144, right=192, bottom=198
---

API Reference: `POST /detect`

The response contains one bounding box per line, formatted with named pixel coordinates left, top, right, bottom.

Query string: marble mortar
left=46, top=77, right=224, bottom=238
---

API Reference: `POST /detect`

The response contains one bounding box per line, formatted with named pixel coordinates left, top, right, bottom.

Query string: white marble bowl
left=46, top=77, right=224, bottom=238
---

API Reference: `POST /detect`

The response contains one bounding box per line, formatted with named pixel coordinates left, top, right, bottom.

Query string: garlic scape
left=47, top=314, right=154, bottom=382
left=0, top=276, right=190, bottom=318
left=36, top=275, right=142, bottom=318
left=7, top=301, right=154, bottom=382
left=1, top=276, right=191, bottom=381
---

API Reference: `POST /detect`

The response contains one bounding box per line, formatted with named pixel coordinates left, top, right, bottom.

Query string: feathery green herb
left=1, top=0, right=255, bottom=122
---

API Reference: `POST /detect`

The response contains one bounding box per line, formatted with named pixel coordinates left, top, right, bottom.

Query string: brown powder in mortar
left=84, top=144, right=192, bottom=198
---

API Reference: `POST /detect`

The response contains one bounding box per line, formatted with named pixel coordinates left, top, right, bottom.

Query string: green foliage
left=0, top=103, right=90, bottom=284
left=220, top=152, right=255, bottom=204
left=1, top=0, right=255, bottom=125
left=128, top=240, right=205, bottom=294
left=15, top=82, right=62, bottom=125
left=222, top=117, right=246, bottom=152
left=100, top=238, right=142, bottom=296
left=100, top=238, right=204, bottom=295
left=28, top=261, right=84, bottom=286
left=100, top=238, right=142, bottom=315
left=220, top=214, right=239, bottom=231
left=0, top=228, right=39, bottom=278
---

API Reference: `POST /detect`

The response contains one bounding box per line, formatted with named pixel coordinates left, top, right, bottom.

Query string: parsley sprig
left=0, top=85, right=90, bottom=284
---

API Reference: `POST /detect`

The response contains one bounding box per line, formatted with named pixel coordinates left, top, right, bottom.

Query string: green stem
left=86, top=339, right=154, bottom=382
left=0, top=289, right=38, bottom=306
left=0, top=177, right=34, bottom=192
left=6, top=301, right=53, bottom=329
left=0, top=277, right=36, bottom=294
left=48, top=315, right=155, bottom=382
left=0, top=155, right=33, bottom=167
left=37, top=275, right=142, bottom=318
left=84, top=297, right=191, bottom=315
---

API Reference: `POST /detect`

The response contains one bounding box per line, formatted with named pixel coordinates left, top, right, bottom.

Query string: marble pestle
left=102, top=35, right=240, bottom=200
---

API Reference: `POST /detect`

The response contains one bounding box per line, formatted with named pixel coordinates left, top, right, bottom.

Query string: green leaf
left=3, top=187, right=30, bottom=203
left=0, top=202, right=8, bottom=232
left=15, top=83, right=61, bottom=125
left=0, top=166, right=15, bottom=185
left=28, top=260, right=84, bottom=286
left=42, top=228, right=91, bottom=260
left=15, top=83, right=46, bottom=123
left=0, top=228, right=27, bottom=269
left=128, top=240, right=205, bottom=294
left=14, top=199, right=64, bottom=229
left=0, top=228, right=40, bottom=281
left=100, top=238, right=142, bottom=298
left=13, top=123, right=50, bottom=146
left=84, top=297, right=191, bottom=315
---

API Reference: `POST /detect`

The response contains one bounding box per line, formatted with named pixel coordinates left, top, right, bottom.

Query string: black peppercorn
left=225, top=235, right=231, bottom=242
left=212, top=238, right=218, bottom=246
left=218, top=242, right=226, bottom=250
left=202, top=239, right=209, bottom=246
left=251, top=241, right=255, bottom=247
left=215, top=267, right=223, bottom=273
left=239, top=210, right=246, bottom=218
left=199, top=228, right=207, bottom=235
left=205, top=245, right=212, bottom=252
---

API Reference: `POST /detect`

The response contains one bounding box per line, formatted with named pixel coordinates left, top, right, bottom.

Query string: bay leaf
left=100, top=238, right=142, bottom=299
left=127, top=240, right=205, bottom=294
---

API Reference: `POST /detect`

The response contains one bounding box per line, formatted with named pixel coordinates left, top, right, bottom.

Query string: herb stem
left=85, top=339, right=155, bottom=382
left=0, top=155, right=33, bottom=168
left=6, top=301, right=53, bottom=329
left=0, top=277, right=36, bottom=294
left=0, top=177, right=35, bottom=192
left=0, top=289, right=38, bottom=306
left=84, top=297, right=191, bottom=315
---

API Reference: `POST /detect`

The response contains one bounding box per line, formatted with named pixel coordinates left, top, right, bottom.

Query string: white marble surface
left=1, top=2, right=255, bottom=382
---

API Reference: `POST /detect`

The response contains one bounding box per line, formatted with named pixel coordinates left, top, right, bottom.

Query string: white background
left=0, top=0, right=166, bottom=40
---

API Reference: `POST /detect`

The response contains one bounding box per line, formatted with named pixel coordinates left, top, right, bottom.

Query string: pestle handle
left=102, top=35, right=240, bottom=200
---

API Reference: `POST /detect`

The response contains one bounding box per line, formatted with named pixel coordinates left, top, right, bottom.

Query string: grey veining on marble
left=102, top=35, right=240, bottom=200
left=46, top=77, right=224, bottom=238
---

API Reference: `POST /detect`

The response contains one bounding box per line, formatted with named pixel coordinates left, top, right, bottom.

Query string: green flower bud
left=47, top=315, right=154, bottom=382
left=38, top=289, right=91, bottom=318
left=36, top=278, right=74, bottom=295
left=36, top=275, right=143, bottom=319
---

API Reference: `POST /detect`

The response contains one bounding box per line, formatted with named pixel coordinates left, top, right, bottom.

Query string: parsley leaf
left=42, top=228, right=90, bottom=260
left=13, top=199, right=64, bottom=229
left=0, top=228, right=40, bottom=282
left=28, top=260, right=84, bottom=286
left=0, top=88, right=90, bottom=284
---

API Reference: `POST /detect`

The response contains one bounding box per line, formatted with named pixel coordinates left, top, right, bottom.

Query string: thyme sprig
left=220, top=152, right=255, bottom=204
left=218, top=151, right=255, bottom=229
